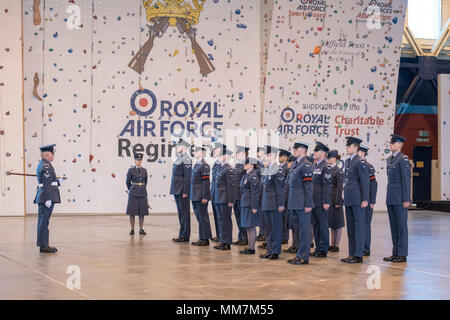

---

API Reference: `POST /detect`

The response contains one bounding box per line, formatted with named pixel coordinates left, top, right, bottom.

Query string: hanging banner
left=263, top=0, right=407, bottom=208
left=23, top=0, right=261, bottom=214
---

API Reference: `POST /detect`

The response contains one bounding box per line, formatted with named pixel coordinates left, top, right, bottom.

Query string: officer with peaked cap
left=341, top=137, right=370, bottom=264
left=357, top=144, right=378, bottom=256
left=126, top=153, right=149, bottom=235
left=286, top=142, right=314, bottom=265
left=326, top=150, right=345, bottom=252
left=212, top=145, right=235, bottom=250
left=239, top=157, right=261, bottom=255
left=278, top=149, right=292, bottom=245
left=259, top=145, right=286, bottom=260
left=311, top=141, right=332, bottom=258
left=190, top=146, right=212, bottom=246
left=170, top=138, right=192, bottom=242
left=209, top=142, right=224, bottom=242
left=34, top=144, right=61, bottom=253
left=255, top=146, right=266, bottom=242
left=232, top=146, right=249, bottom=246
left=383, top=134, right=411, bottom=263
left=283, top=154, right=299, bottom=254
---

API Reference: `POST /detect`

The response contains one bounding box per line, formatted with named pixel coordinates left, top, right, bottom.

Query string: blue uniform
left=191, top=160, right=212, bottom=240
left=34, top=159, right=61, bottom=248
left=364, top=161, right=378, bottom=254
left=328, top=165, right=345, bottom=228
left=210, top=160, right=221, bottom=239
left=311, top=159, right=332, bottom=254
left=279, top=161, right=290, bottom=242
left=386, top=152, right=411, bottom=257
left=287, top=157, right=314, bottom=261
left=240, top=169, right=261, bottom=227
left=170, top=152, right=192, bottom=240
left=343, top=155, right=370, bottom=258
left=213, top=163, right=234, bottom=245
left=261, top=163, right=286, bottom=255
left=126, top=166, right=149, bottom=216
left=233, top=161, right=247, bottom=241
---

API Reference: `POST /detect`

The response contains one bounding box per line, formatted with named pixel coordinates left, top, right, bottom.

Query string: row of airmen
left=166, top=134, right=411, bottom=264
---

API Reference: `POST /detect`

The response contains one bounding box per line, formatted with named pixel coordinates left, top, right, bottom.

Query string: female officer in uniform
left=239, top=158, right=261, bottom=255
left=126, top=153, right=149, bottom=235
left=326, top=150, right=344, bottom=252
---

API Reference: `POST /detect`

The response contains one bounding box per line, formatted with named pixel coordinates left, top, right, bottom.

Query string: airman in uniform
left=210, top=142, right=224, bottom=242
left=126, top=153, right=149, bottom=235
left=190, top=146, right=212, bottom=246
left=255, top=146, right=266, bottom=242
left=239, top=157, right=261, bottom=255
left=212, top=146, right=234, bottom=250
left=278, top=149, right=292, bottom=245
left=326, top=150, right=345, bottom=252
left=232, top=146, right=249, bottom=246
left=384, top=134, right=411, bottom=263
left=34, top=144, right=61, bottom=253
left=311, top=142, right=332, bottom=257
left=357, top=145, right=378, bottom=256
left=170, top=138, right=192, bottom=243
left=341, top=137, right=370, bottom=264
left=284, top=154, right=299, bottom=254
left=286, top=142, right=314, bottom=265
left=259, top=146, right=285, bottom=260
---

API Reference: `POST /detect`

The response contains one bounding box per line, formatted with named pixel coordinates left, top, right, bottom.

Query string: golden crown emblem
left=144, top=0, right=205, bottom=26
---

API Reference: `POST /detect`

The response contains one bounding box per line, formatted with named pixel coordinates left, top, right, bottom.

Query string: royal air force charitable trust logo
left=118, top=88, right=224, bottom=162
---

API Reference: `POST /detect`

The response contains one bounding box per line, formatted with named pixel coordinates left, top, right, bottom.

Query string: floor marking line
left=0, top=253, right=95, bottom=300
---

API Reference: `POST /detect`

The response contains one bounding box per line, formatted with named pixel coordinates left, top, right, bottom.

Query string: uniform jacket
left=386, top=152, right=411, bottom=205
left=312, top=159, right=332, bottom=207
left=366, top=160, right=378, bottom=204
left=232, top=161, right=246, bottom=202
left=343, top=155, right=370, bottom=206
left=210, top=160, right=221, bottom=202
left=287, top=157, right=314, bottom=210
left=126, top=166, right=148, bottom=198
left=329, top=164, right=344, bottom=206
left=190, top=160, right=211, bottom=201
left=34, top=159, right=61, bottom=204
left=169, top=152, right=192, bottom=196
left=213, top=163, right=234, bottom=204
left=261, top=162, right=285, bottom=211
left=240, top=169, right=260, bottom=210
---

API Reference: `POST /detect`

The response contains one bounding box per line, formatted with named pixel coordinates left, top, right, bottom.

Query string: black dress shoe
left=341, top=256, right=352, bottom=263
left=211, top=237, right=220, bottom=242
left=363, top=251, right=370, bottom=256
left=219, top=244, right=231, bottom=250
left=213, top=244, right=222, bottom=250
left=259, top=253, right=271, bottom=259
left=139, top=229, right=147, bottom=235
left=191, top=240, right=201, bottom=246
left=288, top=257, right=309, bottom=265
left=392, top=256, right=407, bottom=263
left=383, top=255, right=397, bottom=262
left=281, top=240, right=288, bottom=245
left=315, top=251, right=327, bottom=258
left=258, top=242, right=267, bottom=249
left=198, top=239, right=209, bottom=246
left=329, top=246, right=340, bottom=253
left=238, top=240, right=248, bottom=246
left=268, top=254, right=279, bottom=260
left=172, top=237, right=189, bottom=242
left=328, top=246, right=334, bottom=251
left=347, top=257, right=363, bottom=263
left=256, top=235, right=265, bottom=241
left=283, top=246, right=298, bottom=253
left=240, top=248, right=255, bottom=255
left=40, top=246, right=57, bottom=253
left=129, top=229, right=135, bottom=235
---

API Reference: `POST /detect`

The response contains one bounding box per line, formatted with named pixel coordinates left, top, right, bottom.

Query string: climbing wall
left=22, top=0, right=262, bottom=214
left=0, top=0, right=25, bottom=216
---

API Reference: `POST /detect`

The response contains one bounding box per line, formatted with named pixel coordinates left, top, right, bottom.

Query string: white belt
left=38, top=181, right=58, bottom=188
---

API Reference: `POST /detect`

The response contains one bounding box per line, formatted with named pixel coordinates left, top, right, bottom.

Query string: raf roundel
left=130, top=89, right=157, bottom=117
